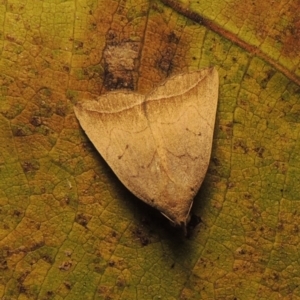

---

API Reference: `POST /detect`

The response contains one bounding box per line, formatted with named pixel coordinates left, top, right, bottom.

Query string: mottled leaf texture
left=74, top=67, right=218, bottom=226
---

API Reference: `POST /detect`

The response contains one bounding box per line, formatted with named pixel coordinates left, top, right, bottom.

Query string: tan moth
left=74, top=67, right=219, bottom=227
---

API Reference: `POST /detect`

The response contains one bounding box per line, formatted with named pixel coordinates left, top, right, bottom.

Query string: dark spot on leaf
left=75, top=213, right=91, bottom=227
left=233, top=140, right=248, bottom=153
left=13, top=210, right=22, bottom=217
left=13, top=127, right=26, bottom=136
left=132, top=227, right=150, bottom=246
left=116, top=277, right=125, bottom=287
left=21, top=161, right=40, bottom=173
left=108, top=260, right=115, bottom=267
left=64, top=281, right=72, bottom=290
left=30, top=116, right=42, bottom=127
left=106, top=29, right=117, bottom=41
left=55, top=105, right=66, bottom=117
left=167, top=31, right=179, bottom=44
left=272, top=272, right=279, bottom=281
left=227, top=181, right=235, bottom=189
left=63, top=65, right=70, bottom=73
left=0, top=258, right=8, bottom=270
left=17, top=271, right=29, bottom=294
left=6, top=34, right=16, bottom=42
left=104, top=67, right=134, bottom=91
left=277, top=222, right=284, bottom=231
left=238, top=248, right=246, bottom=255
left=89, top=22, right=97, bottom=31
left=74, top=40, right=84, bottom=50
left=59, top=260, right=72, bottom=271
left=18, top=284, right=27, bottom=294
left=31, top=240, right=45, bottom=251
left=42, top=255, right=53, bottom=264
left=254, top=146, right=265, bottom=158
left=260, top=69, right=276, bottom=89
left=156, top=47, right=175, bottom=74
left=244, top=193, right=251, bottom=199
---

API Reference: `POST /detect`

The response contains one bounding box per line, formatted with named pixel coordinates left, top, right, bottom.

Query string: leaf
left=74, top=68, right=219, bottom=226
left=0, top=0, right=300, bottom=299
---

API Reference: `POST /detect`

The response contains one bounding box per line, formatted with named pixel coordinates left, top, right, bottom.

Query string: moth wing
left=74, top=92, right=165, bottom=205
left=145, top=67, right=219, bottom=224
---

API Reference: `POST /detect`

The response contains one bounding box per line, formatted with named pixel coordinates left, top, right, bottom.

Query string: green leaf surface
left=0, top=1, right=299, bottom=299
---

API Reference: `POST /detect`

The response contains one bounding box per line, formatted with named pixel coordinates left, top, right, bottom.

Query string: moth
left=74, top=67, right=219, bottom=227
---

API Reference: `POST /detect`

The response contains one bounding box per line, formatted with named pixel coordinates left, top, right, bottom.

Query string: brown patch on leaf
left=156, top=47, right=175, bottom=74
left=155, top=31, right=181, bottom=74
left=21, top=160, right=40, bottom=173
left=103, top=41, right=139, bottom=90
